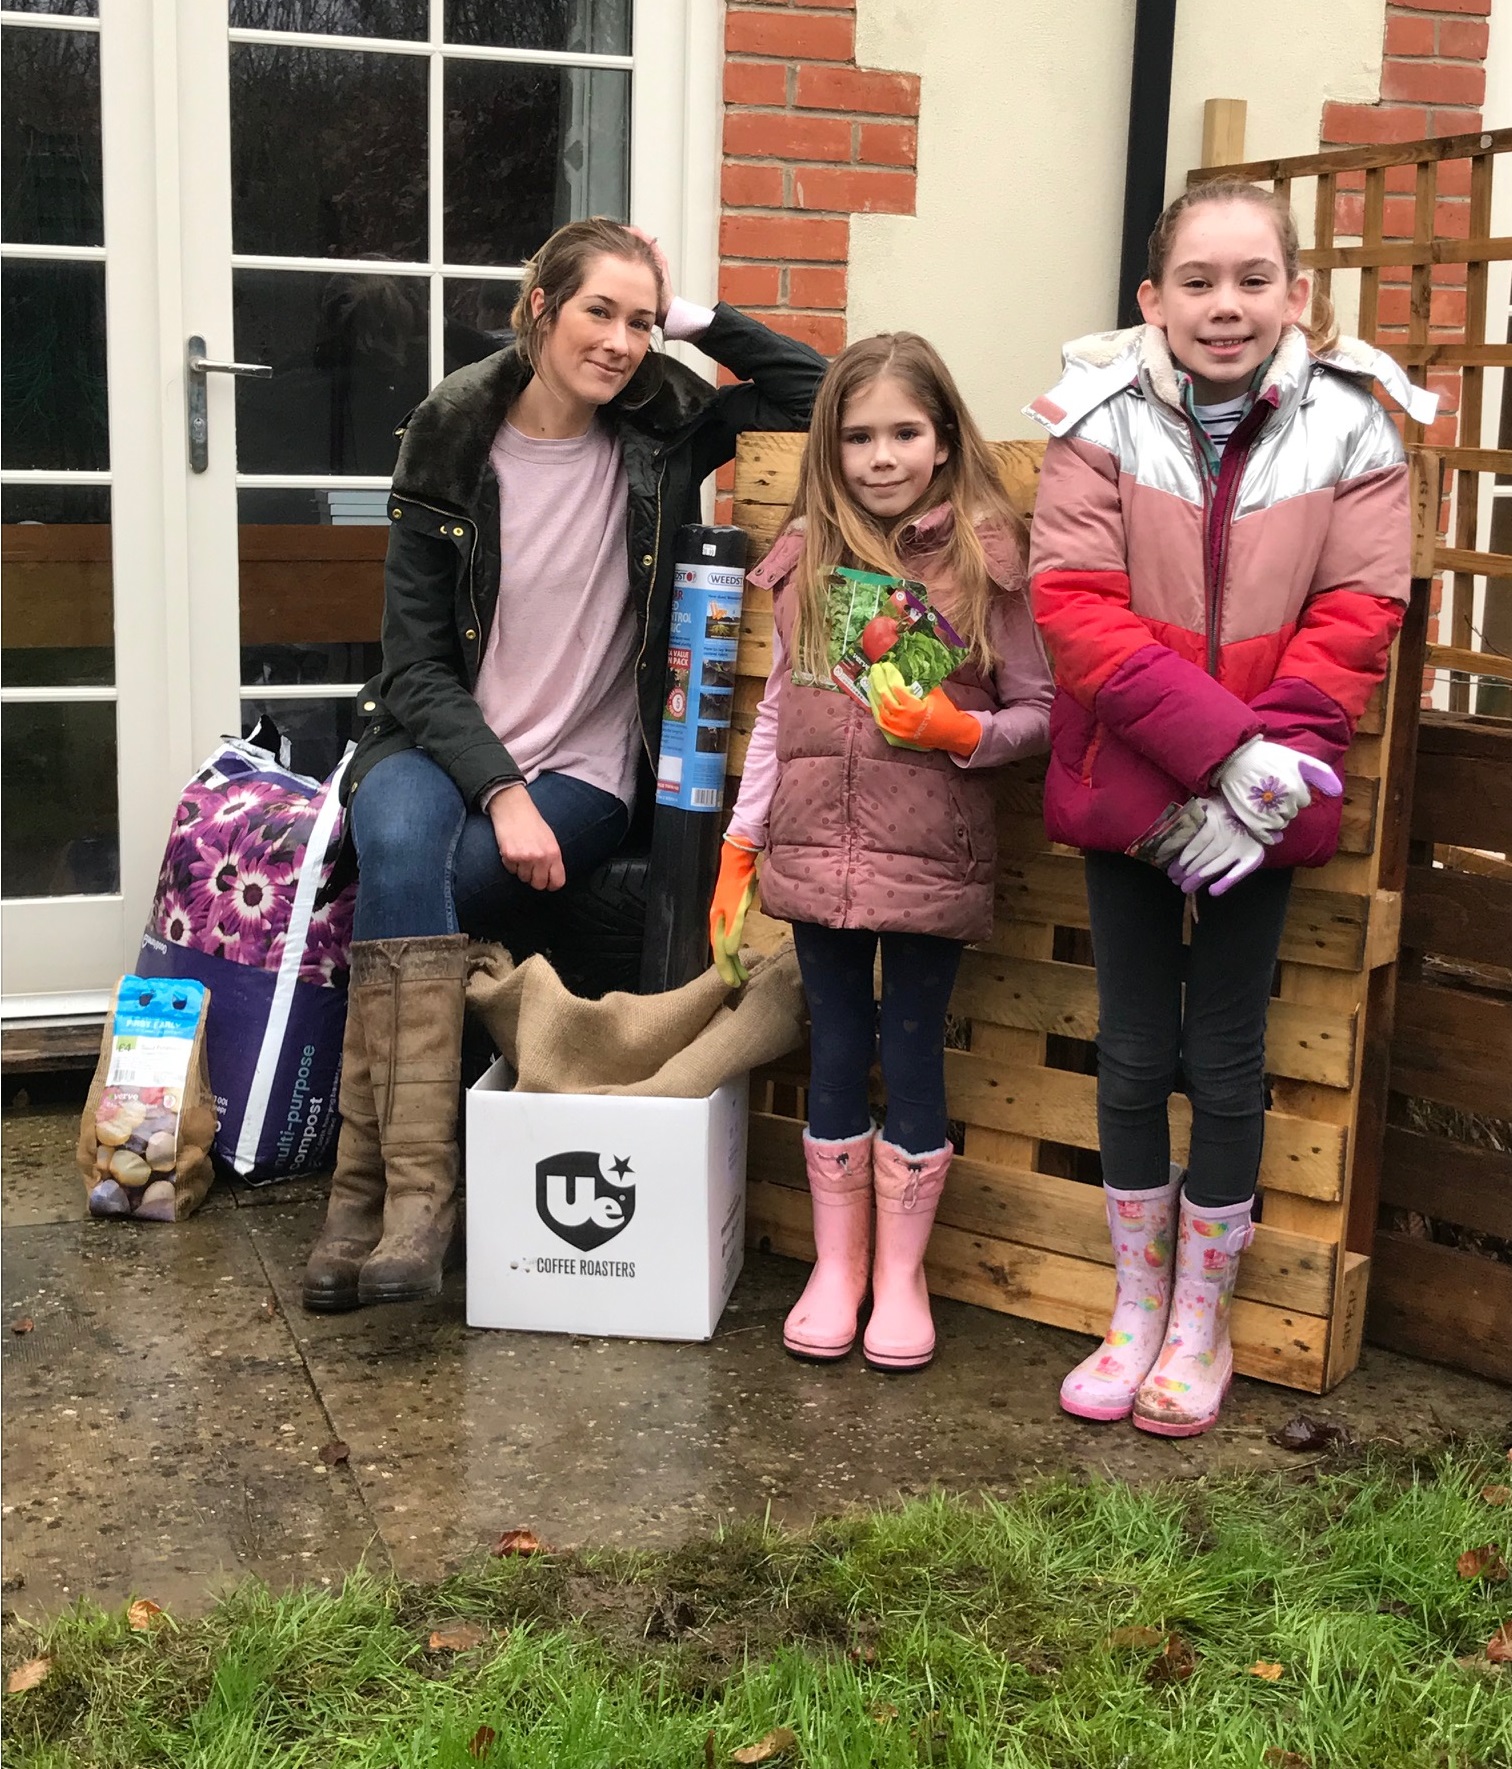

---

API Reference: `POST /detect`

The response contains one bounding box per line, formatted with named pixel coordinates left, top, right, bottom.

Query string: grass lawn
left=4, top=1443, right=1511, bottom=1768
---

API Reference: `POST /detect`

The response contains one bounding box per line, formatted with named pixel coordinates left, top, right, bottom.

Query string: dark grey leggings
left=1083, top=850, right=1293, bottom=1208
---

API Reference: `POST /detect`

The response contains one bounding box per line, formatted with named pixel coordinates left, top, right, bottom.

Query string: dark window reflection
left=2, top=3, right=98, bottom=15
left=2, top=699, right=119, bottom=897
left=233, top=268, right=427, bottom=475
left=1, top=259, right=108, bottom=470
left=229, top=0, right=426, bottom=36
left=1, top=26, right=103, bottom=246
left=443, top=277, right=518, bottom=374
left=2, top=485, right=113, bottom=688
left=444, top=60, right=628, bottom=266
left=242, top=695, right=362, bottom=782
left=445, top=0, right=630, bottom=54
left=231, top=44, right=427, bottom=259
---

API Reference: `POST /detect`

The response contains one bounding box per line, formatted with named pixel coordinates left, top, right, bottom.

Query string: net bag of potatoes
left=76, top=976, right=217, bottom=1221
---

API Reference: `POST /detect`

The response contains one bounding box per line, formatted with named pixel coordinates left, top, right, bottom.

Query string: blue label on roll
left=655, top=560, right=746, bottom=812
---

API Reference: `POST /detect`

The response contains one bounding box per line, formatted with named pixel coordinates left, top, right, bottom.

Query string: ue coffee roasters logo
left=535, top=1151, right=636, bottom=1252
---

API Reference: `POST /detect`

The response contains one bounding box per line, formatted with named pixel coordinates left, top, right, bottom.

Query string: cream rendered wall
left=847, top=0, right=1386, bottom=437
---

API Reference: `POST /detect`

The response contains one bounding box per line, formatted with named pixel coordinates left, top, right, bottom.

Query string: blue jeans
left=350, top=749, right=631, bottom=943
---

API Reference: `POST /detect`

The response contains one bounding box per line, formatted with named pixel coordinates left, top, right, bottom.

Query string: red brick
left=1427, top=370, right=1462, bottom=410
left=1381, top=59, right=1485, bottom=104
left=1425, top=413, right=1460, bottom=445
left=713, top=494, right=734, bottom=526
left=723, top=60, right=788, bottom=106
left=1321, top=101, right=1429, bottom=144
left=718, top=263, right=782, bottom=305
left=780, top=0, right=857, bottom=8
left=795, top=64, right=920, bottom=116
left=1402, top=0, right=1488, bottom=13
left=715, top=461, right=736, bottom=493
left=793, top=166, right=915, bottom=214
left=788, top=265, right=847, bottom=307
left=1426, top=106, right=1483, bottom=135
left=722, top=162, right=785, bottom=207
left=1384, top=13, right=1436, bottom=54
left=1439, top=16, right=1490, bottom=55
left=1431, top=286, right=1467, bottom=327
left=1433, top=157, right=1474, bottom=195
left=726, top=8, right=854, bottom=60
left=720, top=213, right=849, bottom=261
left=766, top=310, right=847, bottom=352
left=1377, top=285, right=1411, bottom=325
left=724, top=110, right=851, bottom=162
left=857, top=122, right=917, bottom=166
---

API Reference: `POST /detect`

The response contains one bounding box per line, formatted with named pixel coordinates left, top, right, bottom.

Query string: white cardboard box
left=464, top=1058, right=748, bottom=1341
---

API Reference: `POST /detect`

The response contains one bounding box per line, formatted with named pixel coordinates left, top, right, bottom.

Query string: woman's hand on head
left=488, top=783, right=566, bottom=891
left=624, top=225, right=672, bottom=325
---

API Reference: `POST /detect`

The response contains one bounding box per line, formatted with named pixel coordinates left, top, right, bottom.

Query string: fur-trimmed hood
left=390, top=342, right=722, bottom=511
left=1024, top=322, right=1438, bottom=439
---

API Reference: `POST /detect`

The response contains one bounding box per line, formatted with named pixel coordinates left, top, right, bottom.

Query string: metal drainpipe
left=1117, top=0, right=1178, bottom=327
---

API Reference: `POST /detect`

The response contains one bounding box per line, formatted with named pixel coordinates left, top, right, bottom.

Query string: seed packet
left=818, top=566, right=968, bottom=708
left=76, top=976, right=216, bottom=1221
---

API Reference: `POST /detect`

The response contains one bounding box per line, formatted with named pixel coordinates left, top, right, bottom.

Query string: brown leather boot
left=357, top=934, right=469, bottom=1306
left=301, top=974, right=386, bottom=1313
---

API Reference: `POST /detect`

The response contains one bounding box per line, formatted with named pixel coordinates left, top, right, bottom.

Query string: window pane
left=229, top=0, right=426, bottom=37
left=1, top=258, right=108, bottom=470
left=232, top=267, right=427, bottom=475
left=238, top=489, right=384, bottom=693
left=444, top=60, right=629, bottom=266
left=241, top=695, right=362, bottom=782
left=445, top=0, right=630, bottom=55
left=2, top=485, right=112, bottom=688
left=2, top=3, right=98, bottom=16
left=231, top=44, right=427, bottom=260
left=444, top=276, right=518, bottom=375
left=1, top=25, right=103, bottom=246
left=2, top=699, right=118, bottom=896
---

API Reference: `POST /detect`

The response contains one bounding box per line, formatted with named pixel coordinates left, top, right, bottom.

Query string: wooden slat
left=1426, top=644, right=1512, bottom=680
left=1366, top=1232, right=1512, bottom=1385
left=1401, top=862, right=1512, bottom=968
left=1432, top=545, right=1512, bottom=577
left=1201, top=98, right=1247, bottom=170
left=1188, top=125, right=1512, bottom=185
left=1358, top=164, right=1386, bottom=342
left=940, top=1050, right=1348, bottom=1201
left=1393, top=344, right=1512, bottom=368
left=952, top=951, right=1357, bottom=1088
left=1410, top=711, right=1512, bottom=851
left=1390, top=980, right=1512, bottom=1116
left=1305, top=237, right=1512, bottom=271
left=1434, top=446, right=1512, bottom=474
left=1, top=1019, right=102, bottom=1073
left=1380, top=1125, right=1512, bottom=1241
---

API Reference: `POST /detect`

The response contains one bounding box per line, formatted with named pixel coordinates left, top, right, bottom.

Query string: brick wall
left=716, top=0, right=921, bottom=518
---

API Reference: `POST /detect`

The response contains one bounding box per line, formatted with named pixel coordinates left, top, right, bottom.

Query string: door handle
left=185, top=334, right=272, bottom=473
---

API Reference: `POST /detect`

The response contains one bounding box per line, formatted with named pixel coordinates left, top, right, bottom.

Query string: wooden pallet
left=728, top=430, right=1426, bottom=1394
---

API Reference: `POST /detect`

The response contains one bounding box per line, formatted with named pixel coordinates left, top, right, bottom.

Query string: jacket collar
left=390, top=343, right=722, bottom=511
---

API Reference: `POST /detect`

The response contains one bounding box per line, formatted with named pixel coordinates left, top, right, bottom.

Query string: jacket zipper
left=394, top=492, right=483, bottom=673
left=1178, top=400, right=1270, bottom=678
left=631, top=464, right=666, bottom=768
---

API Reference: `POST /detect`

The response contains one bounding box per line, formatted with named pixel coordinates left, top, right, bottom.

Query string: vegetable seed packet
left=815, top=566, right=967, bottom=708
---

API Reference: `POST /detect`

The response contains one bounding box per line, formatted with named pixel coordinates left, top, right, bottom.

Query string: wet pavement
left=5, top=1081, right=1508, bottom=1620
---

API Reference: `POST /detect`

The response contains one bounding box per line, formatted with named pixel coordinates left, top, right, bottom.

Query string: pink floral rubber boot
left=1133, top=1194, right=1256, bottom=1437
left=1059, top=1165, right=1181, bottom=1421
left=782, top=1130, right=874, bottom=1361
left=863, top=1137, right=951, bottom=1372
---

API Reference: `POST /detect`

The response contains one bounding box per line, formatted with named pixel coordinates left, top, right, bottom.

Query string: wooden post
left=1201, top=98, right=1247, bottom=169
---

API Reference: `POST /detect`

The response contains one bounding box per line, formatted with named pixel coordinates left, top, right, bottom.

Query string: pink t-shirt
left=473, top=419, right=642, bottom=807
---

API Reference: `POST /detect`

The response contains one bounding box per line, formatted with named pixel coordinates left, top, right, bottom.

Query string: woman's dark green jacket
left=346, top=305, right=827, bottom=807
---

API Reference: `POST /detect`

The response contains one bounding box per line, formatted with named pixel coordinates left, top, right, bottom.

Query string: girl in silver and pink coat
left=1027, top=180, right=1434, bottom=1436
left=708, top=333, right=1052, bottom=1372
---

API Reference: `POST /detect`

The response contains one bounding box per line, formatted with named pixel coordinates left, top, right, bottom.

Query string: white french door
left=1, top=0, right=717, bottom=1015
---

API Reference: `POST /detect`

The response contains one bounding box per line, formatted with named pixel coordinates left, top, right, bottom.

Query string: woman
left=304, top=219, right=825, bottom=1315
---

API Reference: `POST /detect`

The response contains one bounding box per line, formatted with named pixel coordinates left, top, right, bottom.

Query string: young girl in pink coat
left=1027, top=180, right=1434, bottom=1436
left=709, top=333, right=1052, bottom=1371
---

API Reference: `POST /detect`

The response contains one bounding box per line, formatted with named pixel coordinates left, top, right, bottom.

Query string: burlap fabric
left=465, top=944, right=805, bottom=1097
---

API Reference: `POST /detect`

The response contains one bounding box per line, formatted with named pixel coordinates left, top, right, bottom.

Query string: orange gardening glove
left=867, top=660, right=981, bottom=758
left=709, top=838, right=759, bottom=987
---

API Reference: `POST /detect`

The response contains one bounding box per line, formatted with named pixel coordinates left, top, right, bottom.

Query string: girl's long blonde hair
left=786, top=333, right=1025, bottom=682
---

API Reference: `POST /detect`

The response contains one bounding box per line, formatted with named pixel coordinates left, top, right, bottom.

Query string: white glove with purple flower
left=1213, top=737, right=1343, bottom=845
left=1168, top=796, right=1266, bottom=896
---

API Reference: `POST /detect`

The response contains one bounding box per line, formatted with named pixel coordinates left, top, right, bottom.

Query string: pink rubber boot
left=863, top=1137, right=951, bottom=1372
left=1059, top=1164, right=1181, bottom=1422
left=1133, top=1193, right=1255, bottom=1438
left=782, top=1130, right=874, bottom=1361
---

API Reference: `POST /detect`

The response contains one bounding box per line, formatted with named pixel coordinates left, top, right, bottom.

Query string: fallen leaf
left=429, top=1622, right=486, bottom=1653
left=1485, top=1623, right=1512, bottom=1664
left=10, top=1318, right=33, bottom=1336
left=5, top=1657, right=50, bottom=1694
left=127, top=1599, right=163, bottom=1631
left=705, top=1730, right=716, bottom=1769
left=1102, top=1624, right=1165, bottom=1650
left=1482, top=1486, right=1511, bottom=1507
left=731, top=1727, right=799, bottom=1765
left=467, top=1724, right=496, bottom=1758
left=1248, top=1660, right=1284, bottom=1680
left=318, top=1441, right=350, bottom=1468
left=1262, top=1752, right=1310, bottom=1769
left=490, top=1529, right=543, bottom=1557
left=1146, top=1632, right=1196, bottom=1685
left=1457, top=1543, right=1509, bottom=1582
left=256, top=1296, right=278, bottom=1321
left=1267, top=1414, right=1350, bottom=1453
left=869, top=1702, right=899, bottom=1725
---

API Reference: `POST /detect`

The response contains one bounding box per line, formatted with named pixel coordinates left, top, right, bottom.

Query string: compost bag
left=136, top=719, right=355, bottom=1181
